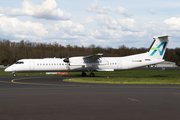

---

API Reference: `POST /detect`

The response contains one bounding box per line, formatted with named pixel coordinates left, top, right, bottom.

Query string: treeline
left=0, top=39, right=180, bottom=66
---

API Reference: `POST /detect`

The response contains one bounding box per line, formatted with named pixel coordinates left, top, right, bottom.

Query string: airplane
left=5, top=35, right=171, bottom=77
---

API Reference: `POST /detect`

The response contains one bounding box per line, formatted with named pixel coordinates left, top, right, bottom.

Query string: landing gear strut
left=82, top=67, right=95, bottom=77
left=87, top=67, right=95, bottom=77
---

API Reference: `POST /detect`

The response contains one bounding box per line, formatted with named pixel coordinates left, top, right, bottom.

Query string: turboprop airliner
left=5, top=35, right=171, bottom=77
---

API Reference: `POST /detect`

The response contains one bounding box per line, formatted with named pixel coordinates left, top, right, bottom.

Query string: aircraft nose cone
left=4, top=67, right=12, bottom=72
left=4, top=68, right=8, bottom=72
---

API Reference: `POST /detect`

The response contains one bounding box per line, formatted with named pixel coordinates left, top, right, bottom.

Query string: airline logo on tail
left=150, top=42, right=167, bottom=56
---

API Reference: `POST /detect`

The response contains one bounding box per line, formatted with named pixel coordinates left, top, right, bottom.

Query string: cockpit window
left=15, top=61, right=24, bottom=64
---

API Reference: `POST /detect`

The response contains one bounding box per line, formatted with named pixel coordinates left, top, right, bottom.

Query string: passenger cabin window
left=36, top=63, right=65, bottom=66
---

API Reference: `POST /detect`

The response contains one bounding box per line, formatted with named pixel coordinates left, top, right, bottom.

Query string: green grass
left=63, top=69, right=180, bottom=85
left=64, top=77, right=180, bottom=85
left=1, top=68, right=180, bottom=85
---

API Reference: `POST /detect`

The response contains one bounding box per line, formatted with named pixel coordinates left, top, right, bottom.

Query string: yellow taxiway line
left=10, top=77, right=89, bottom=87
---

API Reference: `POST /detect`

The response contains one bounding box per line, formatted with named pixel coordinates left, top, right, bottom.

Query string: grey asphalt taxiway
left=0, top=76, right=180, bottom=120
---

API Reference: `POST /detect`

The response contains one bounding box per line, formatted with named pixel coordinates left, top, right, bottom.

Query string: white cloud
left=0, top=9, right=180, bottom=48
left=0, top=14, right=88, bottom=44
left=55, top=21, right=87, bottom=36
left=82, top=17, right=94, bottom=24
left=104, top=6, right=133, bottom=17
left=164, top=17, right=180, bottom=30
left=87, top=0, right=133, bottom=17
left=89, top=15, right=180, bottom=47
left=4, top=0, right=71, bottom=20
left=149, top=10, right=158, bottom=15
left=0, top=14, right=48, bottom=40
left=89, top=15, right=143, bottom=42
left=0, top=7, right=3, bottom=13
left=95, top=15, right=141, bottom=31
left=87, top=0, right=106, bottom=14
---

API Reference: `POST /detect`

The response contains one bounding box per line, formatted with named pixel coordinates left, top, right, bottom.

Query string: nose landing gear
left=13, top=73, right=17, bottom=77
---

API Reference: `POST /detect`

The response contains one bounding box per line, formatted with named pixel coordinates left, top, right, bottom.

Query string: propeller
left=63, top=52, right=70, bottom=70
left=63, top=52, right=69, bottom=63
left=63, top=57, right=69, bottom=63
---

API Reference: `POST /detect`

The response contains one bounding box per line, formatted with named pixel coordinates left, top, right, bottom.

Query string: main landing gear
left=82, top=67, right=95, bottom=77
left=81, top=72, right=95, bottom=77
left=90, top=73, right=95, bottom=77
left=82, top=72, right=86, bottom=77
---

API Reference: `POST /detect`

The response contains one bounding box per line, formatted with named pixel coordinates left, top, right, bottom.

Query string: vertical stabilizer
left=148, top=35, right=171, bottom=59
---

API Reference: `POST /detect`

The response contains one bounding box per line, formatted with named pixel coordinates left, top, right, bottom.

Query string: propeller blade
left=63, top=58, right=69, bottom=63
left=63, top=52, right=69, bottom=63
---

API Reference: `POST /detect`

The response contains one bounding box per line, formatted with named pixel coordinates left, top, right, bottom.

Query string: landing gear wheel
left=90, top=73, right=95, bottom=77
left=13, top=73, right=17, bottom=77
left=82, top=72, right=86, bottom=77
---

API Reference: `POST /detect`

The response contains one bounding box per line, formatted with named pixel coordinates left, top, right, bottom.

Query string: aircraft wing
left=83, top=53, right=103, bottom=61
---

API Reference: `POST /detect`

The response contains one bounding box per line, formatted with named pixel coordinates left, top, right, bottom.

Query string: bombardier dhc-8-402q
left=5, top=35, right=171, bottom=77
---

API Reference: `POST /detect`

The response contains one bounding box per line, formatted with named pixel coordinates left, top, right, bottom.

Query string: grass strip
left=63, top=77, right=180, bottom=85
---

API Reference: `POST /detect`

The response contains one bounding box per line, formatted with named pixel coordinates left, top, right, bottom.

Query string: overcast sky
left=0, top=0, right=180, bottom=48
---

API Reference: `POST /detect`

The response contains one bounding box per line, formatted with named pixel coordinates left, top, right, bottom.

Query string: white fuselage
left=5, top=53, right=164, bottom=73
